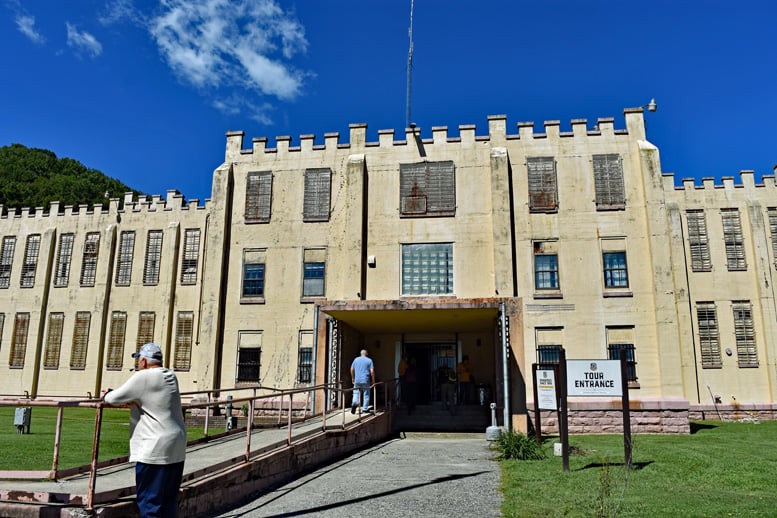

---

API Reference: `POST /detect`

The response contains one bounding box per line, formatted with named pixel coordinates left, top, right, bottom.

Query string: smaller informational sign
left=536, top=369, right=557, bottom=410
left=567, top=360, right=622, bottom=397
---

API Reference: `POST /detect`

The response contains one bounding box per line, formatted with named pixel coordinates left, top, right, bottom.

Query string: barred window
left=43, top=313, right=65, bottom=369
left=9, top=312, right=30, bottom=368
left=80, top=233, right=100, bottom=287
left=143, top=230, right=164, bottom=285
left=54, top=234, right=75, bottom=287
left=70, top=312, right=91, bottom=370
left=106, top=311, right=127, bottom=370
left=135, top=312, right=156, bottom=368
left=0, top=236, right=16, bottom=289
left=721, top=209, right=746, bottom=271
left=603, top=251, right=629, bottom=288
left=527, top=157, right=558, bottom=212
left=768, top=208, right=777, bottom=269
left=401, top=243, right=453, bottom=295
left=174, top=311, right=194, bottom=371
left=686, top=210, right=711, bottom=272
left=696, top=302, right=721, bottom=367
left=20, top=234, right=41, bottom=288
left=297, top=330, right=314, bottom=383
left=608, top=343, right=637, bottom=382
left=536, top=345, right=561, bottom=366
left=180, top=229, right=201, bottom=285
left=237, top=348, right=261, bottom=383
left=115, top=231, right=135, bottom=286
left=400, top=161, right=456, bottom=217
left=732, top=301, right=757, bottom=367
left=303, top=168, right=332, bottom=222
left=245, top=171, right=273, bottom=223
left=592, top=154, right=625, bottom=209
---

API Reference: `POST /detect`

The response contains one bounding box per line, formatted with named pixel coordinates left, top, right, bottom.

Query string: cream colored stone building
left=1, top=108, right=775, bottom=432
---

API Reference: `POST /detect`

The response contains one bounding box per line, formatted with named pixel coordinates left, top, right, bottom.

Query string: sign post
left=620, top=350, right=632, bottom=471
left=558, top=348, right=569, bottom=472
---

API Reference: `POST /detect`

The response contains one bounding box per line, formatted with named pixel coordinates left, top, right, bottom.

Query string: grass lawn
left=500, top=421, right=777, bottom=517
left=0, top=407, right=204, bottom=472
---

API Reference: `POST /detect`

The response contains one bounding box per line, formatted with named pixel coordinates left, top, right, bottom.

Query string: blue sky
left=1, top=1, right=775, bottom=203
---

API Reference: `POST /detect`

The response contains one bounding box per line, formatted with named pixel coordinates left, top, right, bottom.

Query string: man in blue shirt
left=350, top=349, right=375, bottom=414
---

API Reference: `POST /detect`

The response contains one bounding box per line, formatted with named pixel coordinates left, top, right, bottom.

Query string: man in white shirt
left=103, top=343, right=187, bottom=517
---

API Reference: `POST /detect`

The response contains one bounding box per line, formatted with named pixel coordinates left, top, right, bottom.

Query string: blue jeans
left=135, top=461, right=184, bottom=517
left=352, top=383, right=371, bottom=410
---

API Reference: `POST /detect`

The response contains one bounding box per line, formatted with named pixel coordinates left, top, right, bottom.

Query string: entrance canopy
left=318, top=298, right=503, bottom=333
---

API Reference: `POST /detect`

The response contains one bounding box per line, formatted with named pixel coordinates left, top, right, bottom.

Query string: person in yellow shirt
left=457, top=355, right=473, bottom=405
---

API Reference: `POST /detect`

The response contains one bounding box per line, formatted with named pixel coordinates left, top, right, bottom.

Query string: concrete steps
left=392, top=403, right=491, bottom=433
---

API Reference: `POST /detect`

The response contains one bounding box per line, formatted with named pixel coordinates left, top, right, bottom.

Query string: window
left=401, top=243, right=453, bottom=295
left=115, top=231, right=135, bottom=286
left=721, top=209, right=746, bottom=271
left=686, top=210, right=711, bottom=272
left=606, top=326, right=637, bottom=384
left=245, top=171, right=273, bottom=223
left=603, top=251, right=629, bottom=288
left=297, top=331, right=314, bottom=383
left=535, top=328, right=563, bottom=366
left=592, top=154, right=625, bottom=209
left=0, top=236, right=16, bottom=289
left=241, top=249, right=266, bottom=300
left=20, top=234, right=41, bottom=288
left=303, top=168, right=332, bottom=222
left=399, top=161, right=456, bottom=217
left=54, top=234, right=75, bottom=286
left=106, top=311, right=127, bottom=370
left=537, top=345, right=561, bottom=366
left=80, top=233, right=100, bottom=287
left=696, top=302, right=721, bottom=368
left=527, top=157, right=558, bottom=212
left=180, top=229, right=201, bottom=285
left=768, top=208, right=777, bottom=268
left=135, top=312, right=156, bottom=367
left=302, top=248, right=326, bottom=298
left=533, top=241, right=559, bottom=291
left=43, top=313, right=65, bottom=369
left=732, top=301, right=757, bottom=367
left=70, top=312, right=91, bottom=370
left=236, top=331, right=262, bottom=383
left=143, top=230, right=164, bottom=285
left=174, top=311, right=194, bottom=371
left=9, top=313, right=30, bottom=368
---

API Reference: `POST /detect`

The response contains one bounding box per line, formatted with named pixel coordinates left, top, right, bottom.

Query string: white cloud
left=16, top=14, right=45, bottom=44
left=149, top=0, right=308, bottom=100
left=213, top=96, right=274, bottom=125
left=99, top=0, right=146, bottom=26
left=65, top=22, right=103, bottom=58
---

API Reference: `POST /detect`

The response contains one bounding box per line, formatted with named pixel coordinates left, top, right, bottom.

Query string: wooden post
left=559, top=348, right=569, bottom=472
left=620, top=350, right=632, bottom=471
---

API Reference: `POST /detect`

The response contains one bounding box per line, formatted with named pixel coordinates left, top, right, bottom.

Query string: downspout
left=326, top=318, right=334, bottom=411
left=500, top=301, right=511, bottom=431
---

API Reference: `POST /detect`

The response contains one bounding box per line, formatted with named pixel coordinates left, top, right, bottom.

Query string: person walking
left=103, top=343, right=187, bottom=518
left=350, top=349, right=375, bottom=414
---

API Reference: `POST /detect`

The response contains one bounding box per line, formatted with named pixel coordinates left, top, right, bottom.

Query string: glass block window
left=70, top=312, right=91, bottom=370
left=593, top=154, right=625, bottom=209
left=9, top=312, right=30, bottom=368
left=401, top=243, right=453, bottom=295
left=696, top=302, right=721, bottom=368
left=174, top=311, right=194, bottom=371
left=80, top=233, right=100, bottom=287
left=180, top=229, right=201, bottom=285
left=0, top=236, right=16, bottom=289
left=237, top=348, right=261, bottom=383
left=686, top=210, right=711, bottom=272
left=142, top=230, right=163, bottom=285
left=303, top=168, right=332, bottom=222
left=767, top=208, right=777, bottom=268
left=115, top=231, right=135, bottom=286
left=20, top=234, right=41, bottom=288
left=732, top=301, right=757, bottom=367
left=527, top=157, right=558, bottom=212
left=135, top=312, right=156, bottom=368
left=245, top=171, right=273, bottom=223
left=399, top=161, right=456, bottom=217
left=302, top=262, right=325, bottom=297
left=721, top=209, right=746, bottom=271
left=43, top=312, right=65, bottom=369
left=106, top=311, right=127, bottom=370
left=54, top=233, right=75, bottom=287
left=603, top=251, right=629, bottom=288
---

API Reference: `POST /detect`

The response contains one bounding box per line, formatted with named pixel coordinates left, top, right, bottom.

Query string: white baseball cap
left=132, top=343, right=163, bottom=361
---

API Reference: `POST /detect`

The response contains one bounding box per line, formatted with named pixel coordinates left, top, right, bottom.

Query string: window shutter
left=593, top=154, right=625, bottom=209
left=245, top=171, right=272, bottom=223
left=722, top=209, right=746, bottom=271
left=106, top=312, right=127, bottom=370
left=686, top=211, right=712, bottom=271
left=303, top=168, right=331, bottom=222
left=44, top=313, right=65, bottom=369
left=400, top=161, right=455, bottom=216
left=174, top=312, right=194, bottom=371
left=70, top=312, right=91, bottom=369
left=9, top=313, right=30, bottom=368
left=696, top=303, right=721, bottom=367
left=527, top=157, right=558, bottom=211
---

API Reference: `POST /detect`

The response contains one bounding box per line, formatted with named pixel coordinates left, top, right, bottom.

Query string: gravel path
left=217, top=433, right=502, bottom=518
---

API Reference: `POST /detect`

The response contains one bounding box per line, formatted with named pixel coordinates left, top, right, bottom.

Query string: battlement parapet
left=225, top=111, right=646, bottom=160
left=664, top=171, right=776, bottom=191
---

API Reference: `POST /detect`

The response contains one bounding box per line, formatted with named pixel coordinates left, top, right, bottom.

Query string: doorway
left=405, top=343, right=457, bottom=404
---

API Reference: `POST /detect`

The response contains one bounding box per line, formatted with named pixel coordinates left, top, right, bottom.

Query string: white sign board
left=567, top=360, right=622, bottom=397
left=536, top=369, right=557, bottom=410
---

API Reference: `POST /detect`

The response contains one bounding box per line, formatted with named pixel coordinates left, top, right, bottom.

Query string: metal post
left=86, top=405, right=104, bottom=511
left=499, top=301, right=511, bottom=431
left=531, top=364, right=542, bottom=444
left=244, top=398, right=254, bottom=463
left=50, top=405, right=64, bottom=479
left=277, top=391, right=283, bottom=426
left=620, top=350, right=633, bottom=471
left=287, top=393, right=293, bottom=446
left=204, top=393, right=210, bottom=438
